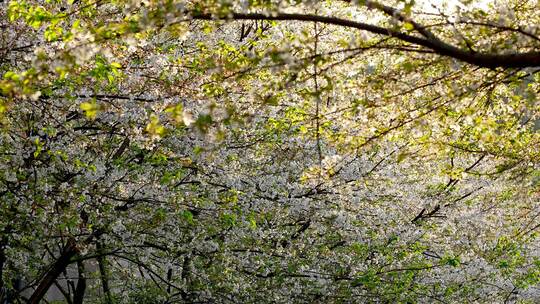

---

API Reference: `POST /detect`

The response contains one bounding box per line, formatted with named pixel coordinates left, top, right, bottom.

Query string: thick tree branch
left=190, top=12, right=540, bottom=68
left=28, top=238, right=79, bottom=304
left=28, top=230, right=102, bottom=304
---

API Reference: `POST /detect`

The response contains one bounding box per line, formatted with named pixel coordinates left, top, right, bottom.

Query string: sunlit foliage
left=1, top=0, right=540, bottom=303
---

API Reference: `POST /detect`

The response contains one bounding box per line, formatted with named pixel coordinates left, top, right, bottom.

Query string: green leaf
left=403, top=22, right=415, bottom=31
left=397, top=152, right=408, bottom=163
left=145, top=115, right=166, bottom=137
left=181, top=210, right=194, bottom=224
left=80, top=101, right=100, bottom=119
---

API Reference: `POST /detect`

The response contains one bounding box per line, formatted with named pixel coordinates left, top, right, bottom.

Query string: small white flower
left=182, top=110, right=195, bottom=126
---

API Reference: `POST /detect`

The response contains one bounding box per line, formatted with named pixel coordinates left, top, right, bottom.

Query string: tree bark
left=73, top=260, right=86, bottom=304
left=28, top=238, right=79, bottom=304
left=189, top=11, right=540, bottom=69
left=0, top=241, right=5, bottom=302
left=96, top=242, right=112, bottom=304
left=28, top=229, right=102, bottom=304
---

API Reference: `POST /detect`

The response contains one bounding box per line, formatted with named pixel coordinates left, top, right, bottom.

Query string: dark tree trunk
left=73, top=260, right=86, bottom=304
left=166, top=268, right=172, bottom=294
left=96, top=242, right=112, bottom=303
left=28, top=230, right=102, bottom=304
left=0, top=241, right=5, bottom=294
left=0, top=241, right=5, bottom=303
left=28, top=238, right=79, bottom=304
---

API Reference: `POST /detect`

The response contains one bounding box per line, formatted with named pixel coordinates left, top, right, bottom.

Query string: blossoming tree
left=1, top=0, right=540, bottom=303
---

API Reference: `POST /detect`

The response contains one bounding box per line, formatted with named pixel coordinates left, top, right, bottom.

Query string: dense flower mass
left=1, top=0, right=540, bottom=303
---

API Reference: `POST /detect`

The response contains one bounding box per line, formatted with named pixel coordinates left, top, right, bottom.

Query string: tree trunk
left=28, top=238, right=79, bottom=304
left=0, top=241, right=5, bottom=302
left=28, top=230, right=102, bottom=304
left=96, top=242, right=112, bottom=303
left=73, top=260, right=86, bottom=304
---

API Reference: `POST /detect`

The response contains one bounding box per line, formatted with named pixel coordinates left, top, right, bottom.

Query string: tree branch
left=189, top=12, right=540, bottom=68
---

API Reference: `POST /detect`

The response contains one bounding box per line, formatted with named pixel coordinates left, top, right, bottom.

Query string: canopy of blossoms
left=1, top=0, right=540, bottom=303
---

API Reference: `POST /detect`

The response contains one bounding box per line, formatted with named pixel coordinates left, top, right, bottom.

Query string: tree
left=1, top=0, right=540, bottom=303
